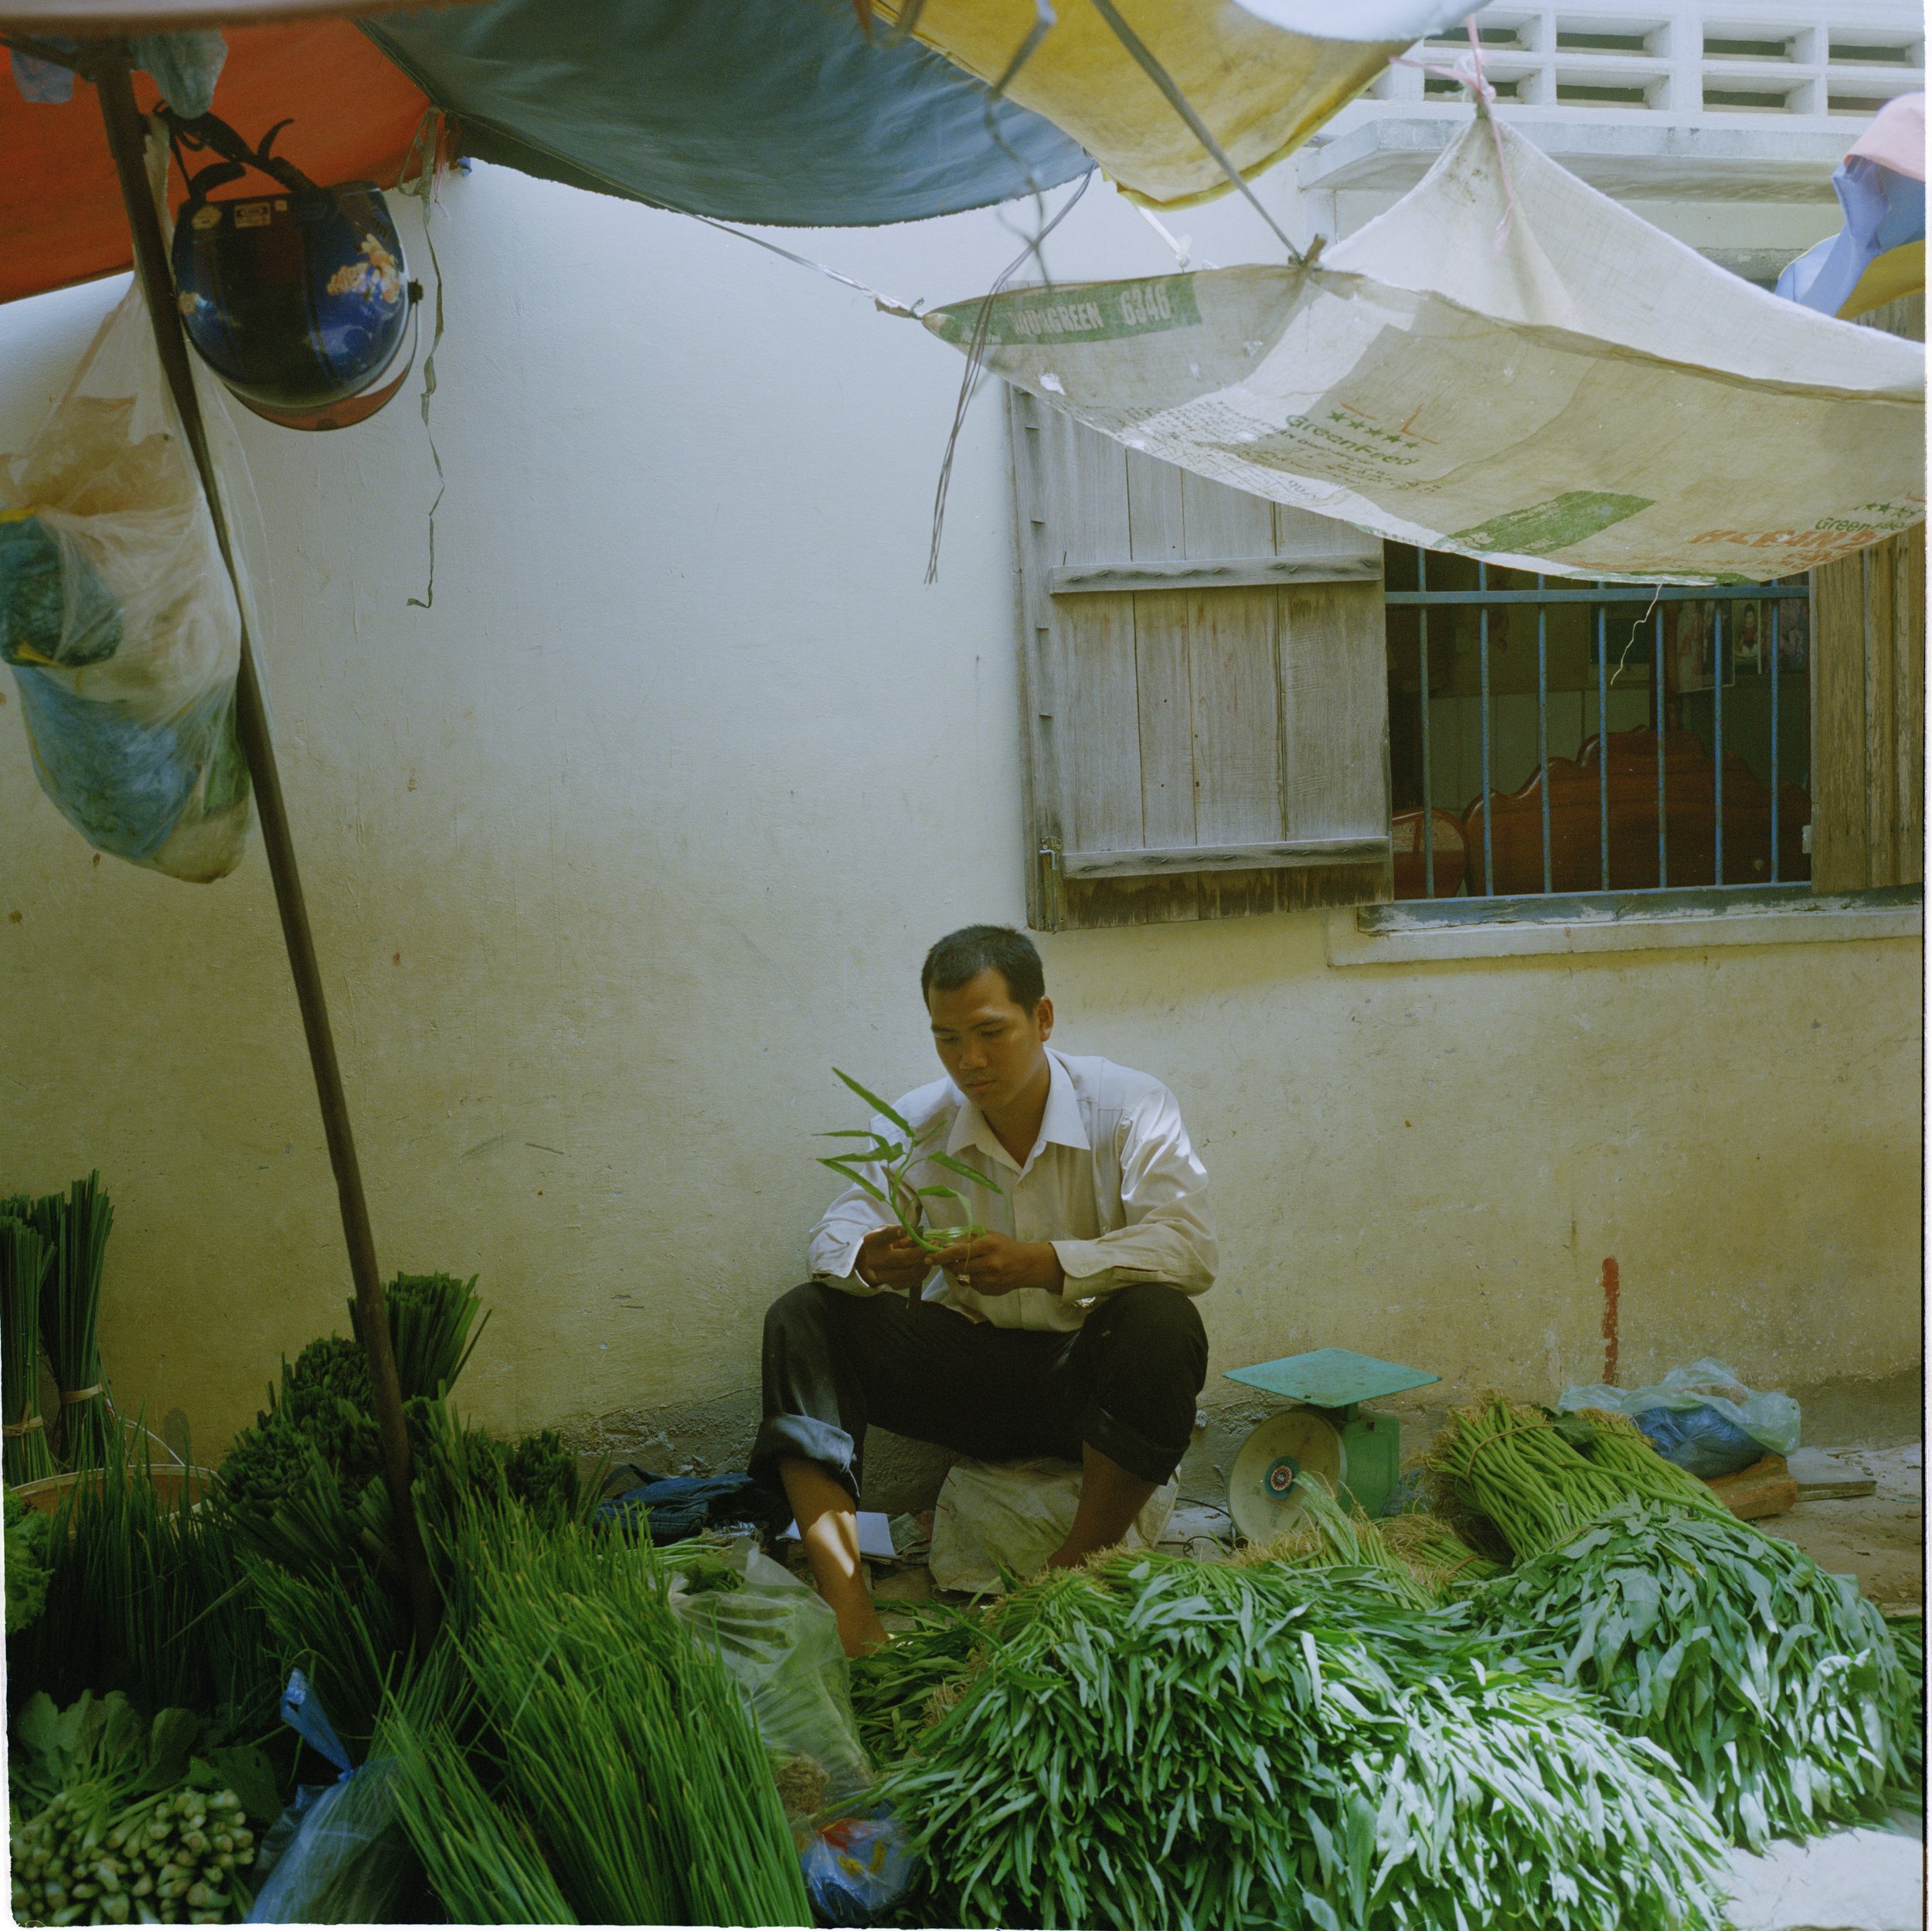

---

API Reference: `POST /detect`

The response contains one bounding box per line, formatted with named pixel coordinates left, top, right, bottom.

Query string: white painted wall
left=0, top=148, right=1917, bottom=1464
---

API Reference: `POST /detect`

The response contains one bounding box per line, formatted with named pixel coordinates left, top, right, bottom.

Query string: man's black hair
left=921, top=924, right=1046, bottom=1011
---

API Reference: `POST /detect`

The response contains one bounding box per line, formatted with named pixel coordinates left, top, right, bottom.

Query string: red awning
left=0, top=19, right=430, bottom=304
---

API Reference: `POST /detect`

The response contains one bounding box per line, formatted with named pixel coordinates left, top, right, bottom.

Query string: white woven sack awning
left=927, top=116, right=1925, bottom=583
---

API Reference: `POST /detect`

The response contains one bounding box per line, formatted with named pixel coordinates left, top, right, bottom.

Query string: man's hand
left=853, top=1225, right=930, bottom=1293
left=925, top=1230, right=1065, bottom=1297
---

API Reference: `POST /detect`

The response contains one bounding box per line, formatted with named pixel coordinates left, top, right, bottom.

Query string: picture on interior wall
left=1776, top=596, right=1811, bottom=674
left=1667, top=601, right=1735, bottom=694
left=1732, top=601, right=1764, bottom=677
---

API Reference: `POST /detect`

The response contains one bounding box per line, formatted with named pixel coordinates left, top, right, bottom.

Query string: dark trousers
left=750, top=1280, right=1209, bottom=1502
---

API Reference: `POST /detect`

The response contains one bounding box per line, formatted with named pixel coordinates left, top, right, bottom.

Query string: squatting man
left=752, top=925, right=1216, bottom=1655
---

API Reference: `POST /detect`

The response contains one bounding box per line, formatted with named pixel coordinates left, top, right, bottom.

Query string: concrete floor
left=1758, top=1442, right=1923, bottom=1612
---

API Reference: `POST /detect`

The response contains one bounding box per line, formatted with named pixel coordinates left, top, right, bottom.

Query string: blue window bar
left=1383, top=547, right=1811, bottom=900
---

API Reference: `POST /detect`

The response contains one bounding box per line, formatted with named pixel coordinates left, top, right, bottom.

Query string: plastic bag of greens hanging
left=1560, top=1358, right=1801, bottom=1479
left=247, top=1672, right=417, bottom=1923
left=667, top=1540, right=916, bottom=1921
left=0, top=286, right=252, bottom=882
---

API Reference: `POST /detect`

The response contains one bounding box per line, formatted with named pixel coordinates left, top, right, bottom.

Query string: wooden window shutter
left=1007, top=389, right=1392, bottom=931
left=1809, top=293, right=1926, bottom=893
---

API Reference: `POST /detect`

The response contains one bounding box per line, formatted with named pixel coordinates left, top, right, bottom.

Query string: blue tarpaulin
left=363, top=0, right=1091, bottom=229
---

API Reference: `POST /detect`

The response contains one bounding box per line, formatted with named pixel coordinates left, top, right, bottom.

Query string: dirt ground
left=1757, top=1442, right=1924, bottom=1613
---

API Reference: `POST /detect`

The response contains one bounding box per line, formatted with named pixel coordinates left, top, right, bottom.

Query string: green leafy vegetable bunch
left=876, top=1550, right=1729, bottom=1931
left=1475, top=1499, right=1918, bottom=1848
left=818, top=1069, right=1006, bottom=1253
left=6, top=1482, right=52, bottom=1634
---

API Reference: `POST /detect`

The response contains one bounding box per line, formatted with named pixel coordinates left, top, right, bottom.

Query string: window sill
left=1324, top=885, right=1923, bottom=966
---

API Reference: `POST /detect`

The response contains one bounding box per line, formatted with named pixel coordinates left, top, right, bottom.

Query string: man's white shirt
left=808, top=1049, right=1216, bottom=1332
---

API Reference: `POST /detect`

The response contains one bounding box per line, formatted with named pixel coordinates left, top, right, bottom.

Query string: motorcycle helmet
left=168, top=112, right=420, bottom=432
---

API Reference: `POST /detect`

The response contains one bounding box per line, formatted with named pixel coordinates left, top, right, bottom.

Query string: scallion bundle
left=2, top=1212, right=57, bottom=1484
left=30, top=1173, right=115, bottom=1470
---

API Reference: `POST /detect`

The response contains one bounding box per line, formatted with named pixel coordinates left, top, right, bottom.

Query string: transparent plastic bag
left=1560, top=1358, right=1801, bottom=1479
left=668, top=1542, right=872, bottom=1819
left=668, top=1541, right=917, bottom=1920
left=247, top=1672, right=417, bottom=1924
left=0, top=287, right=251, bottom=882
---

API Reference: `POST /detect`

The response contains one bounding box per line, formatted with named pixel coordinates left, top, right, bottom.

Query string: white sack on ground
left=926, top=116, right=1925, bottom=583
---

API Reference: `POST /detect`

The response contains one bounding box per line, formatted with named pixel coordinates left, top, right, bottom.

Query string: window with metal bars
left=1384, top=546, right=1811, bottom=900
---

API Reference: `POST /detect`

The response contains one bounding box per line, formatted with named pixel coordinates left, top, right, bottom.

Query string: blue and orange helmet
left=168, top=111, right=420, bottom=432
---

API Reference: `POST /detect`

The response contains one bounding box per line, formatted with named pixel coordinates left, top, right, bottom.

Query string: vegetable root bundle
left=1236, top=1475, right=1437, bottom=1607
left=876, top=1551, right=1730, bottom=1931
left=1476, top=1499, right=1918, bottom=1848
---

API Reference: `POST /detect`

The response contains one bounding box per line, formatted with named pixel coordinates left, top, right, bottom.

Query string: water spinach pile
left=852, top=1397, right=1923, bottom=1931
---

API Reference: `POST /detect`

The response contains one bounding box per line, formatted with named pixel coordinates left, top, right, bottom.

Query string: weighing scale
left=1223, top=1348, right=1440, bottom=1540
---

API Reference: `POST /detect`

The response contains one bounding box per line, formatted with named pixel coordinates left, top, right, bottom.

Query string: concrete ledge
left=1325, top=886, right=1923, bottom=966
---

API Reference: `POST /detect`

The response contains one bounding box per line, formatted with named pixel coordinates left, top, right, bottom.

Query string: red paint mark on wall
left=1600, top=1257, right=1621, bottom=1387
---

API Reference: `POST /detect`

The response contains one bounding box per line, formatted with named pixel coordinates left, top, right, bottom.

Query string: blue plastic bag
left=247, top=1672, right=416, bottom=1923
left=800, top=1804, right=919, bottom=1925
left=1560, top=1358, right=1801, bottom=1480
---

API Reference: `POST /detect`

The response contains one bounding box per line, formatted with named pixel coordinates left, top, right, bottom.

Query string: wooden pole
left=94, top=51, right=440, bottom=1654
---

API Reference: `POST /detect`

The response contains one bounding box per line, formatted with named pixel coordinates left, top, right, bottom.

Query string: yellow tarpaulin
left=875, top=0, right=1468, bottom=208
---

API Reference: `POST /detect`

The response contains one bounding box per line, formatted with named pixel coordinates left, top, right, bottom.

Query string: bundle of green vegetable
left=1424, top=1393, right=1726, bottom=1561
left=1475, top=1498, right=1917, bottom=1848
left=376, top=1649, right=577, bottom=1926
left=2, top=1212, right=57, bottom=1484
left=9, top=1691, right=276, bottom=1927
left=437, top=1504, right=811, bottom=1927
left=6, top=1483, right=52, bottom=1634
left=15, top=1433, right=271, bottom=1724
left=848, top=1600, right=987, bottom=1769
left=818, top=1069, right=1006, bottom=1251
left=1379, top=1511, right=1505, bottom=1596
left=1239, top=1477, right=1437, bottom=1606
left=213, top=1278, right=582, bottom=1747
left=26, top=1175, right=116, bottom=1470
left=876, top=1551, right=1730, bottom=1931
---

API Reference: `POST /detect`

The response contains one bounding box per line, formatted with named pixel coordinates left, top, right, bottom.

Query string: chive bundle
left=31, top=1173, right=116, bottom=1470
left=15, top=1427, right=271, bottom=1725
left=2, top=1212, right=58, bottom=1484
left=352, top=1272, right=486, bottom=1402
left=443, top=1504, right=811, bottom=1927
left=1477, top=1498, right=1918, bottom=1848
left=377, top=1651, right=576, bottom=1926
left=878, top=1551, right=1730, bottom=1931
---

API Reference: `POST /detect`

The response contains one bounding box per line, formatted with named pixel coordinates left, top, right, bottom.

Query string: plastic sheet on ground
left=930, top=1455, right=1177, bottom=1593
left=1725, top=1819, right=1926, bottom=1931
left=927, top=114, right=1924, bottom=583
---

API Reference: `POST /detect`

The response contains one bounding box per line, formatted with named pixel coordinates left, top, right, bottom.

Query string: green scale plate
left=1223, top=1347, right=1440, bottom=1410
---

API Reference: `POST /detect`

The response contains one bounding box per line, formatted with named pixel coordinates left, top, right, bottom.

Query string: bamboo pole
left=94, top=50, right=440, bottom=1654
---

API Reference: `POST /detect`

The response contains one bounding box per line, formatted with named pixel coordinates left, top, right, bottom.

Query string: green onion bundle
left=1476, top=1499, right=1916, bottom=1848
left=879, top=1551, right=1730, bottom=1931
left=2, top=1212, right=57, bottom=1484
left=377, top=1653, right=577, bottom=1926
left=445, top=1504, right=811, bottom=1927
left=16, top=1430, right=273, bottom=1725
left=30, top=1173, right=116, bottom=1470
left=353, top=1271, right=487, bottom=1401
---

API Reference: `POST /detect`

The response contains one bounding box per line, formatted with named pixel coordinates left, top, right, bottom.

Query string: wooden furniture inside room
left=1461, top=726, right=1811, bottom=896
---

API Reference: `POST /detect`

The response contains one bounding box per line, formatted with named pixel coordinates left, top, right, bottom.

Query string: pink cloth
left=1846, top=92, right=1926, bottom=182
